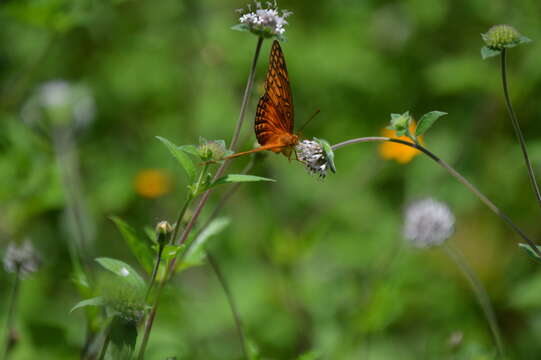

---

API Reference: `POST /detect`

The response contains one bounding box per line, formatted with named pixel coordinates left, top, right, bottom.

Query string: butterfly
left=225, top=40, right=300, bottom=160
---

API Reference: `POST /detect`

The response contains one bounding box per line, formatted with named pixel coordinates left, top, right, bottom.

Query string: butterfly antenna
left=298, top=109, right=320, bottom=133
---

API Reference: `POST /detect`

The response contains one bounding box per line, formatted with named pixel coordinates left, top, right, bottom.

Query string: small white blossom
left=236, top=1, right=292, bottom=38
left=296, top=140, right=333, bottom=178
left=3, top=240, right=40, bottom=277
left=403, top=198, right=455, bottom=248
left=21, top=80, right=95, bottom=129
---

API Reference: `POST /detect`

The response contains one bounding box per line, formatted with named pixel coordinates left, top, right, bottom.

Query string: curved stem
left=97, top=324, right=112, bottom=360
left=443, top=243, right=504, bottom=357
left=500, top=49, right=541, bottom=212
left=145, top=244, right=164, bottom=303
left=206, top=252, right=248, bottom=359
left=332, top=137, right=541, bottom=258
left=2, top=269, right=21, bottom=360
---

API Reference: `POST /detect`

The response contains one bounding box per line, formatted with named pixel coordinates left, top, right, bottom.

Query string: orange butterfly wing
left=223, top=41, right=297, bottom=161
left=254, top=40, right=295, bottom=147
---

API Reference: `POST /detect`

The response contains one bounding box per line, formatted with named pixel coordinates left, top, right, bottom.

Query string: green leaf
left=162, top=244, right=186, bottom=262
left=517, top=35, right=532, bottom=45
left=415, top=111, right=447, bottom=136
left=519, top=243, right=541, bottom=262
left=110, top=217, right=153, bottom=274
left=231, top=24, right=250, bottom=33
left=70, top=297, right=105, bottom=313
left=314, top=137, right=336, bottom=173
left=481, top=46, right=501, bottom=59
left=95, top=258, right=146, bottom=289
left=211, top=174, right=275, bottom=188
left=179, top=144, right=199, bottom=157
left=156, top=136, right=196, bottom=182
left=110, top=316, right=138, bottom=351
left=180, top=218, right=230, bottom=270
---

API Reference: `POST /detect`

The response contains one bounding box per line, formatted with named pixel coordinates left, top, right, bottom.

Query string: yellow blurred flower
left=378, top=122, right=422, bottom=164
left=134, top=169, right=172, bottom=198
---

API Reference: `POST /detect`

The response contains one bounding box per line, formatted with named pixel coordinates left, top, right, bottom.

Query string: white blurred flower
left=296, top=139, right=335, bottom=178
left=21, top=80, right=95, bottom=129
left=236, top=1, right=292, bottom=38
left=3, top=240, right=40, bottom=277
left=403, top=198, right=455, bottom=248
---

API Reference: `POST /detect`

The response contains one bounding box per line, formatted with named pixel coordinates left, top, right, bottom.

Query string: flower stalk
left=499, top=49, right=541, bottom=211
left=2, top=268, right=21, bottom=360
left=443, top=243, right=504, bottom=357
left=332, top=137, right=541, bottom=258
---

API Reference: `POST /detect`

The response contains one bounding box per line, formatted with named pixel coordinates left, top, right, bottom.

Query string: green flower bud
left=155, top=221, right=173, bottom=247
left=482, top=24, right=530, bottom=50
left=197, top=138, right=228, bottom=161
left=99, top=276, right=146, bottom=324
left=387, top=111, right=412, bottom=137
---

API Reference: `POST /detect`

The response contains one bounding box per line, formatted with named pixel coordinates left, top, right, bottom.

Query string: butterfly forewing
left=254, top=40, right=294, bottom=146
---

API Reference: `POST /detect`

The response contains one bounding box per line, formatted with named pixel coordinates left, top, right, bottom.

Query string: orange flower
left=378, top=122, right=422, bottom=164
left=134, top=169, right=172, bottom=198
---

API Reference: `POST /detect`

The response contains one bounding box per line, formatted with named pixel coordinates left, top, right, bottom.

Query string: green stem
left=2, top=268, right=21, bottom=360
left=443, top=243, right=504, bottom=357
left=332, top=137, right=541, bottom=258
left=499, top=49, right=541, bottom=211
left=97, top=324, right=112, bottom=360
left=170, top=195, right=194, bottom=250
left=206, top=252, right=249, bottom=359
left=145, top=245, right=164, bottom=303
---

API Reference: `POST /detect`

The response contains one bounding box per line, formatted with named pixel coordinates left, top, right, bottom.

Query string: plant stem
left=145, top=244, right=164, bottom=303
left=206, top=252, right=249, bottom=359
left=137, top=37, right=265, bottom=358
left=2, top=268, right=21, bottom=360
left=443, top=243, right=504, bottom=357
left=170, top=195, right=194, bottom=250
left=174, top=36, right=264, bottom=247
left=331, top=137, right=541, bottom=258
left=97, top=324, right=112, bottom=360
left=499, top=49, right=541, bottom=211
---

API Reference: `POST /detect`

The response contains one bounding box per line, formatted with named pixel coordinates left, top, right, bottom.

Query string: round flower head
left=296, top=139, right=336, bottom=179
left=235, top=1, right=292, bottom=40
left=21, top=79, right=95, bottom=129
left=403, top=198, right=455, bottom=248
left=3, top=240, right=40, bottom=277
left=482, top=25, right=525, bottom=50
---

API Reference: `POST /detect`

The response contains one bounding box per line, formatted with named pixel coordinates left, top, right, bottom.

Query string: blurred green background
left=2, top=0, right=541, bottom=359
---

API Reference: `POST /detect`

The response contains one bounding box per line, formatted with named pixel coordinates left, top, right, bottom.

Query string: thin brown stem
left=206, top=252, right=248, bottom=359
left=500, top=49, right=541, bottom=211
left=2, top=269, right=21, bottom=360
left=332, top=137, right=541, bottom=258
left=443, top=243, right=504, bottom=357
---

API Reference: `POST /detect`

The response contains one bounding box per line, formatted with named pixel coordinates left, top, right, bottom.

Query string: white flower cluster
left=238, top=1, right=291, bottom=36
left=403, top=198, right=455, bottom=248
left=21, top=79, right=95, bottom=129
left=296, top=140, right=330, bottom=178
left=3, top=240, right=40, bottom=277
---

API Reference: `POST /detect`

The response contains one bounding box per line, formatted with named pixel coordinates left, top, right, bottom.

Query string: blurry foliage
left=1, top=0, right=541, bottom=359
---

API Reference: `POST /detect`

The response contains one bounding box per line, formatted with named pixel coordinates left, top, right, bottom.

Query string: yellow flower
left=134, top=169, right=172, bottom=198
left=378, top=123, right=421, bottom=164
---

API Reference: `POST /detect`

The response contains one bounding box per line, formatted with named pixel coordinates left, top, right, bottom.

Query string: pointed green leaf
left=162, top=244, right=186, bottom=262
left=156, top=136, right=196, bottom=182
left=517, top=35, right=532, bottom=45
left=211, top=174, right=275, bottom=188
left=110, top=217, right=153, bottom=274
left=231, top=24, right=250, bottom=32
left=519, top=243, right=541, bottom=262
left=415, top=111, right=447, bottom=136
left=179, top=218, right=230, bottom=271
left=70, top=297, right=105, bottom=313
left=179, top=144, right=199, bottom=157
left=95, top=258, right=146, bottom=289
left=481, top=46, right=501, bottom=59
